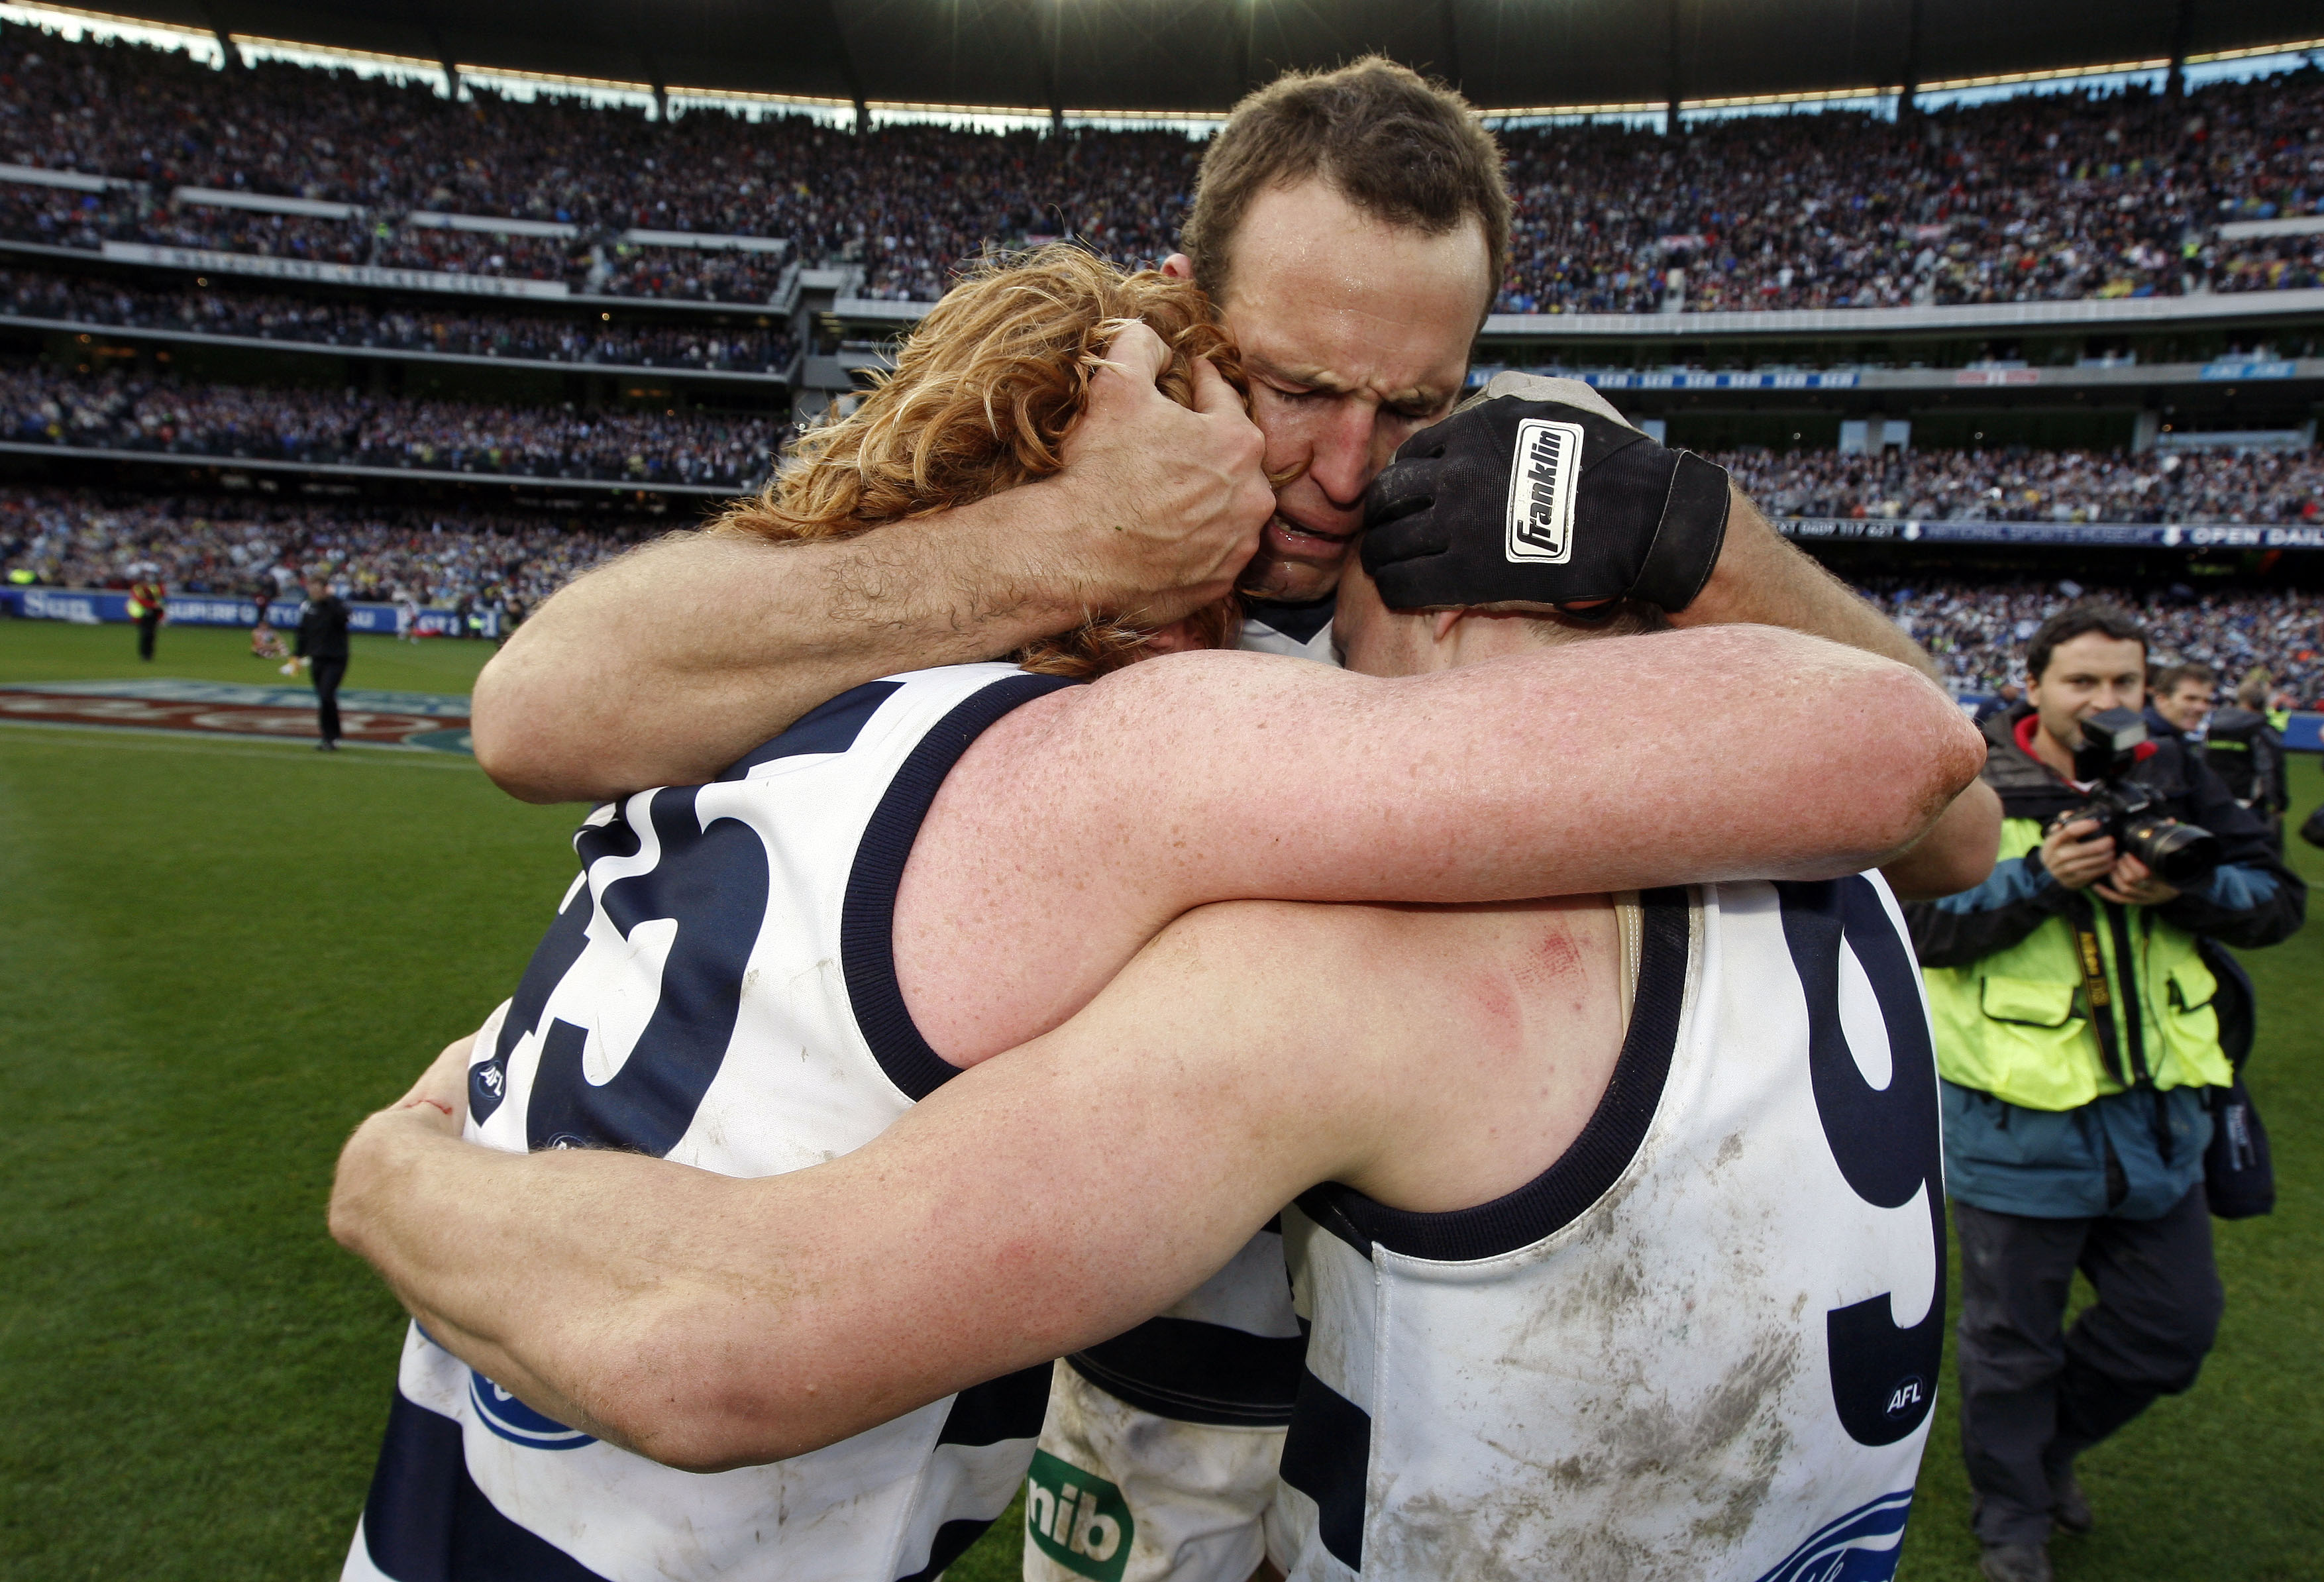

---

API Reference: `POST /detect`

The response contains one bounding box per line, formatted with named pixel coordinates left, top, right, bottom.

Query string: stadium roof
left=47, top=0, right=2324, bottom=117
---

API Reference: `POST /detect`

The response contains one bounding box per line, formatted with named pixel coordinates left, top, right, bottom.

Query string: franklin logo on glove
left=1365, top=371, right=1732, bottom=613
left=1506, top=418, right=1583, bottom=564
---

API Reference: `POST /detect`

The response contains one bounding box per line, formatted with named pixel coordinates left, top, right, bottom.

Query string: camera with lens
left=2050, top=708, right=2222, bottom=888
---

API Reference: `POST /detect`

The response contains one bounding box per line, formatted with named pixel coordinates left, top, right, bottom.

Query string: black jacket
left=295, top=595, right=350, bottom=661
left=2203, top=706, right=2290, bottom=815
left=1905, top=706, right=2305, bottom=970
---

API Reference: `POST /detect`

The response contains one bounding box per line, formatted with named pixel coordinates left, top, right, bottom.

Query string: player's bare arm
left=471, top=325, right=1273, bottom=803
left=884, top=625, right=1979, bottom=1062
left=337, top=627, right=1979, bottom=1428
left=1877, top=774, right=2003, bottom=899
left=335, top=895, right=1624, bottom=1471
left=1674, top=487, right=1942, bottom=684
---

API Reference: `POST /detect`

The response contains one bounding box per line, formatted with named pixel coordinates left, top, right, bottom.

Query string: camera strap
left=2066, top=894, right=2133, bottom=1091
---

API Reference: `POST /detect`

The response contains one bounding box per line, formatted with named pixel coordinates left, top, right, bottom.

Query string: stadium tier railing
left=0, top=584, right=500, bottom=638
left=1465, top=358, right=2324, bottom=396
left=1775, top=519, right=2324, bottom=550
left=0, top=440, right=755, bottom=498
left=0, top=308, right=802, bottom=386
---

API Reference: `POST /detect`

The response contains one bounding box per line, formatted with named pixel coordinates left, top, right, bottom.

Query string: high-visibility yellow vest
left=1921, top=817, right=2234, bottom=1111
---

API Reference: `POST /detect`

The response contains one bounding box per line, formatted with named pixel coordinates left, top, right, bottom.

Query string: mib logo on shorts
left=1025, top=1449, right=1133, bottom=1582
left=1503, top=417, right=1583, bottom=565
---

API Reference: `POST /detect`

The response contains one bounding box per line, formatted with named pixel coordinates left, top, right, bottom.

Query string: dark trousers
left=311, top=657, right=347, bottom=743
left=135, top=611, right=160, bottom=660
left=1954, top=1186, right=2223, bottom=1544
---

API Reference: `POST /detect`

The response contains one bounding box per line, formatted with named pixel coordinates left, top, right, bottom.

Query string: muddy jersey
left=1277, top=878, right=1945, bottom=1581
left=1026, top=607, right=1336, bottom=1582
left=344, top=663, right=1075, bottom=1582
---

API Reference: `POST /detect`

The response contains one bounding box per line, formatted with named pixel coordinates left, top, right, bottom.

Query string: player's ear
left=1161, top=252, right=1194, bottom=282
left=1430, top=609, right=1465, bottom=643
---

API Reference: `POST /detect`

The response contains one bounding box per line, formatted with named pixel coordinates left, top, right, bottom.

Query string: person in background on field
left=2205, top=668, right=2290, bottom=851
left=128, top=572, right=165, bottom=661
left=1974, top=679, right=2024, bottom=728
left=395, top=588, right=420, bottom=643
left=2148, top=660, right=2215, bottom=743
left=1903, top=606, right=2304, bottom=1582
left=294, top=575, right=351, bottom=751
left=252, top=614, right=290, bottom=662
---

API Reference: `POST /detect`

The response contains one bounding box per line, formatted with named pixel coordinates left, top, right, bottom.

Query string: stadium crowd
left=6, top=485, right=2318, bottom=708
left=1875, top=576, right=2324, bottom=702
left=1, top=24, right=2320, bottom=311
left=0, top=487, right=653, bottom=609
left=0, top=185, right=797, bottom=303
left=1718, top=445, right=2324, bottom=524
left=1, top=270, right=798, bottom=372
left=1, top=365, right=783, bottom=488
left=1495, top=68, right=2324, bottom=313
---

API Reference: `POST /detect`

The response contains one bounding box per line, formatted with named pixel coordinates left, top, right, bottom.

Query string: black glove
left=1362, top=379, right=1732, bottom=613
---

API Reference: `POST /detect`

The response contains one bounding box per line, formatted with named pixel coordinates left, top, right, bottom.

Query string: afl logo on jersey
left=1504, top=417, right=1583, bottom=565
left=469, top=1369, right=597, bottom=1450
left=1885, top=1375, right=1928, bottom=1420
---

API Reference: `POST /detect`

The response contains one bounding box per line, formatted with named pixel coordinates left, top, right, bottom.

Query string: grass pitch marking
left=0, top=677, right=472, bottom=753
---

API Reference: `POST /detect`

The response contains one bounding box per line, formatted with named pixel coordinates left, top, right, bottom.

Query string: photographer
left=1906, top=605, right=2304, bottom=1582
left=2204, top=668, right=2290, bottom=851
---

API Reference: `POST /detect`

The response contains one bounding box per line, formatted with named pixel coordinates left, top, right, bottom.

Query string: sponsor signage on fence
left=0, top=678, right=473, bottom=752
left=97, top=242, right=572, bottom=299
left=1, top=586, right=497, bottom=637
left=1584, top=369, right=1862, bottom=391
left=2201, top=360, right=2299, bottom=381
left=1777, top=518, right=2324, bottom=550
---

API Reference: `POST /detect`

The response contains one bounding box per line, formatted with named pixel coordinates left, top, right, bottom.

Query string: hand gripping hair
left=709, top=246, right=1245, bottom=676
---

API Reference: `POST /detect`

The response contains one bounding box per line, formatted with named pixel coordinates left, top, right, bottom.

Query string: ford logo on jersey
left=468, top=1369, right=598, bottom=1450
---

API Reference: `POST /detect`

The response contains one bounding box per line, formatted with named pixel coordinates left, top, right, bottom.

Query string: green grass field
left=1, top=618, right=2317, bottom=1580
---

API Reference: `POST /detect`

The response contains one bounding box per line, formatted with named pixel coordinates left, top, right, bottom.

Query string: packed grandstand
left=1, top=365, right=787, bottom=486
left=1, top=12, right=2319, bottom=710
left=0, top=26, right=2320, bottom=311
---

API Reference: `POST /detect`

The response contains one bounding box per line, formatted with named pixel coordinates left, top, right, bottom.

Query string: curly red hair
left=709, top=246, right=1244, bottom=676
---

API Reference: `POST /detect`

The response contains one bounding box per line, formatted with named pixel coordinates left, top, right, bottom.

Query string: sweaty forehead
left=1216, top=182, right=1488, bottom=401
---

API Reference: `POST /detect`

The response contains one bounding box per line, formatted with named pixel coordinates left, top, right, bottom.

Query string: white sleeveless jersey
left=1277, top=878, right=1946, bottom=1582
left=344, top=662, right=1075, bottom=1582
left=1022, top=612, right=1334, bottom=1582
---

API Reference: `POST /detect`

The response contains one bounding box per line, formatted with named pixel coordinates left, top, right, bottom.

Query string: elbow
left=1889, top=841, right=1998, bottom=903
left=1861, top=672, right=1986, bottom=855
left=469, top=653, right=588, bottom=804
left=588, top=1323, right=839, bottom=1474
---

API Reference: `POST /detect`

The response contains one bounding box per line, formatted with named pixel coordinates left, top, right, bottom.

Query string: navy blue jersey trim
left=936, top=1361, right=1053, bottom=1447
left=1279, top=1367, right=1370, bottom=1569
left=716, top=680, right=904, bottom=780
left=1069, top=1316, right=1307, bottom=1428
left=1294, top=887, right=1690, bottom=1263
left=841, top=672, right=1081, bottom=1101
left=1243, top=592, right=1337, bottom=645
left=361, top=1391, right=612, bottom=1582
